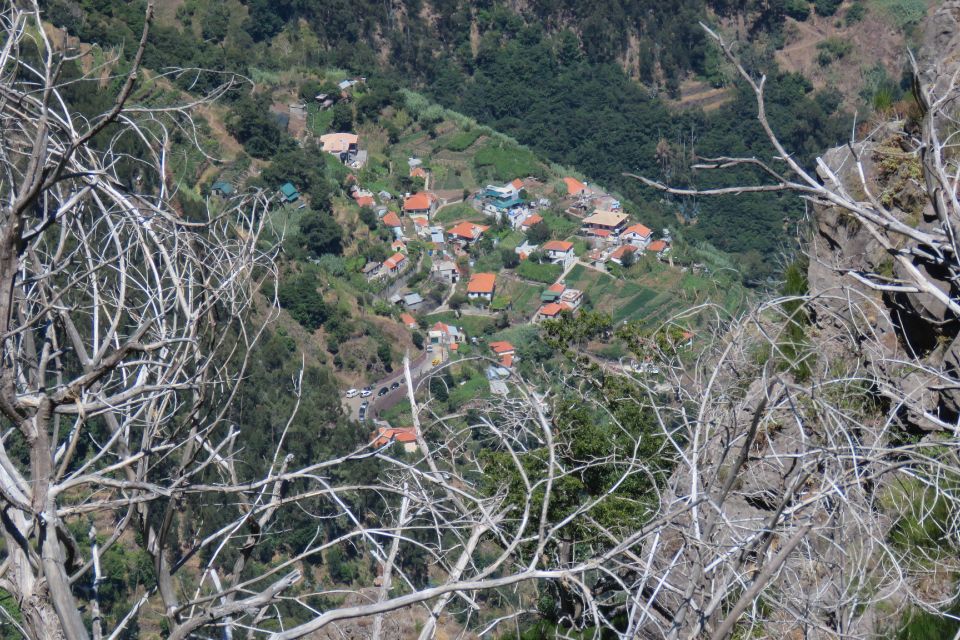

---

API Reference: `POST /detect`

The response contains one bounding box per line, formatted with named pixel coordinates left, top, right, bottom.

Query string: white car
left=360, top=389, right=373, bottom=398
left=345, top=389, right=359, bottom=398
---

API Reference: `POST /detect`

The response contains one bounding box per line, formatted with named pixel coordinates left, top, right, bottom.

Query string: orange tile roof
left=542, top=240, right=574, bottom=252
left=500, top=353, right=514, bottom=368
left=449, top=342, right=459, bottom=351
left=384, top=252, right=406, bottom=270
left=538, top=302, right=571, bottom=317
left=448, top=221, right=488, bottom=240
left=647, top=240, right=668, bottom=252
left=382, top=211, right=402, bottom=227
left=403, top=192, right=435, bottom=211
left=412, top=216, right=429, bottom=228
left=372, top=426, right=417, bottom=447
left=511, top=178, right=524, bottom=190
left=467, top=272, right=496, bottom=294
left=399, top=312, right=417, bottom=327
left=547, top=283, right=565, bottom=293
left=521, top=214, right=543, bottom=228
left=391, top=239, right=406, bottom=251
left=354, top=194, right=375, bottom=208
left=625, top=223, right=652, bottom=238
left=563, top=177, right=587, bottom=196
left=610, top=245, right=638, bottom=260
left=410, top=166, right=428, bottom=178
left=432, top=321, right=449, bottom=333
left=489, top=341, right=515, bottom=354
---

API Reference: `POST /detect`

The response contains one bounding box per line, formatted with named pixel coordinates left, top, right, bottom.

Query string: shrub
left=784, top=0, right=810, bottom=20
left=813, top=0, right=841, bottom=16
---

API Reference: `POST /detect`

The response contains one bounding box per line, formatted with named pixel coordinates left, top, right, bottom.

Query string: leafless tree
left=5, top=0, right=960, bottom=638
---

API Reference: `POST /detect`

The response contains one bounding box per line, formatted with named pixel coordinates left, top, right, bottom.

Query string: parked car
left=345, top=388, right=359, bottom=398
left=391, top=381, right=401, bottom=390
left=426, top=344, right=434, bottom=352
left=360, top=388, right=372, bottom=398
left=377, top=387, right=389, bottom=397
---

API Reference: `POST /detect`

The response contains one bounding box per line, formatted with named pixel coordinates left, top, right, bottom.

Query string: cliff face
left=807, top=1, right=960, bottom=432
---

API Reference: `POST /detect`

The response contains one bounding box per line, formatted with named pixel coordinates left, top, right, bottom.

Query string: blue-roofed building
left=211, top=181, right=235, bottom=197
left=483, top=182, right=522, bottom=210
left=279, top=182, right=300, bottom=203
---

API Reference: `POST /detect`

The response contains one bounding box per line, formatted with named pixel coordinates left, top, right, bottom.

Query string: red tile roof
left=521, top=214, right=543, bottom=228
left=489, top=341, right=515, bottom=355
left=448, top=221, right=489, bottom=240
left=382, top=211, right=402, bottom=227
left=467, top=272, right=496, bottom=294
left=354, top=194, right=375, bottom=208
left=647, top=240, right=668, bottom=252
left=610, top=245, right=638, bottom=261
left=500, top=353, right=514, bottom=368
left=563, top=177, right=587, bottom=196
left=511, top=178, right=524, bottom=190
left=543, top=240, right=574, bottom=252
left=410, top=166, right=428, bottom=179
left=384, top=252, right=406, bottom=270
left=400, top=312, right=417, bottom=327
left=372, top=426, right=417, bottom=447
left=547, top=283, right=565, bottom=293
left=624, top=223, right=653, bottom=238
left=404, top=192, right=435, bottom=211
left=538, top=302, right=571, bottom=317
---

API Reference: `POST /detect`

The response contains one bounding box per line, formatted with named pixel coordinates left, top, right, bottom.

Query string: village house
left=540, top=282, right=566, bottom=304
left=535, top=301, right=572, bottom=322
left=432, top=259, right=460, bottom=283
left=489, top=341, right=516, bottom=368
left=467, top=272, right=497, bottom=302
left=279, top=182, right=300, bottom=203
left=382, top=211, right=403, bottom=238
left=563, top=177, right=588, bottom=198
left=403, top=192, right=438, bottom=217
left=447, top=221, right=489, bottom=246
left=320, top=132, right=359, bottom=156
left=412, top=216, right=430, bottom=237
left=582, top=209, right=629, bottom=239
left=515, top=240, right=538, bottom=261
left=410, top=166, right=428, bottom=179
left=391, top=239, right=406, bottom=253
left=399, top=312, right=418, bottom=329
left=429, top=321, right=463, bottom=346
left=482, top=180, right=523, bottom=212
left=402, top=292, right=424, bottom=309
left=352, top=187, right=375, bottom=208
left=371, top=426, right=418, bottom=453
left=210, top=181, right=234, bottom=198
left=384, top=252, right=407, bottom=274
left=647, top=239, right=670, bottom=257
left=542, top=240, right=575, bottom=264
left=609, top=244, right=638, bottom=266
left=560, top=288, right=584, bottom=310
left=361, top=261, right=381, bottom=279
left=519, top=213, right=543, bottom=230
left=429, top=227, right=445, bottom=245
left=621, top=223, right=653, bottom=248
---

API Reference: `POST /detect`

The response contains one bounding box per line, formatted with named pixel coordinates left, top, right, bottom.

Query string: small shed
left=210, top=181, right=234, bottom=197
left=279, top=183, right=300, bottom=203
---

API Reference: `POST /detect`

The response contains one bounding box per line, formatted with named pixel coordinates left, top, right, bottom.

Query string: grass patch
left=433, top=203, right=486, bottom=225
left=448, top=375, right=490, bottom=406
left=379, top=399, right=411, bottom=425
left=869, top=0, right=929, bottom=29
left=474, top=143, right=543, bottom=182
left=517, top=261, right=563, bottom=284
left=541, top=211, right=579, bottom=238
left=444, top=129, right=483, bottom=152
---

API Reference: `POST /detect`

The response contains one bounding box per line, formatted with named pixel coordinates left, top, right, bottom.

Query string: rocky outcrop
left=807, top=3, right=960, bottom=431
